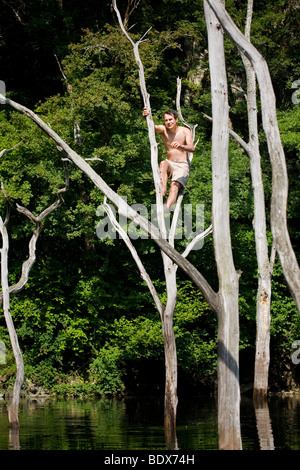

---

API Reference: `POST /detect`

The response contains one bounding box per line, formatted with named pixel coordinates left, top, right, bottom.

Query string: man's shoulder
left=181, top=125, right=191, bottom=132
left=155, top=124, right=165, bottom=134
left=178, top=125, right=191, bottom=135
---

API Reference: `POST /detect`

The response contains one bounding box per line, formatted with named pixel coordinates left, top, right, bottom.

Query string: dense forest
left=0, top=0, right=299, bottom=399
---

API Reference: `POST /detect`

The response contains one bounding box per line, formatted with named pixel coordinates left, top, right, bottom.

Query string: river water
left=0, top=394, right=299, bottom=451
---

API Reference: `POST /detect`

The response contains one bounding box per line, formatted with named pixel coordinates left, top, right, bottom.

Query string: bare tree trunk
left=241, top=0, right=273, bottom=403
left=112, top=0, right=183, bottom=439
left=0, top=161, right=69, bottom=428
left=204, top=0, right=275, bottom=402
left=204, top=0, right=242, bottom=450
left=0, top=209, right=24, bottom=429
left=245, top=61, right=272, bottom=401
left=205, top=0, right=300, bottom=314
left=161, top=259, right=178, bottom=449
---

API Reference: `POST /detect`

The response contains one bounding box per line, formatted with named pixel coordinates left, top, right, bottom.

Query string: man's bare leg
left=159, top=160, right=170, bottom=197
left=166, top=181, right=182, bottom=209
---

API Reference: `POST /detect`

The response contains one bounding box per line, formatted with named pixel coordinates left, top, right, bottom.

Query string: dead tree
left=111, top=1, right=214, bottom=446
left=101, top=73, right=209, bottom=448
left=0, top=152, right=69, bottom=429
left=0, top=185, right=24, bottom=430
left=204, top=0, right=242, bottom=449
left=2, top=0, right=297, bottom=450
left=239, top=0, right=275, bottom=403
left=202, top=0, right=279, bottom=405
left=204, top=0, right=276, bottom=403
left=0, top=85, right=244, bottom=448
left=205, top=0, right=300, bottom=314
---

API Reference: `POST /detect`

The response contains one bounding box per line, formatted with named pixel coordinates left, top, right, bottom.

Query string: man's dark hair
left=164, top=109, right=178, bottom=119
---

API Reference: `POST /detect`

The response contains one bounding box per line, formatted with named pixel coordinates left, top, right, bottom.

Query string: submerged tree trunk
left=245, top=59, right=272, bottom=401
left=162, top=259, right=178, bottom=449
left=0, top=162, right=69, bottom=429
left=241, top=0, right=274, bottom=402
left=204, top=0, right=242, bottom=450
left=0, top=213, right=24, bottom=429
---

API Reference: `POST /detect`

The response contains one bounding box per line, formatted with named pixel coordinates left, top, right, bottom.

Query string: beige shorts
left=166, top=159, right=190, bottom=188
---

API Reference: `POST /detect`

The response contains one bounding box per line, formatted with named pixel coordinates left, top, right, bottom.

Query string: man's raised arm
left=142, top=107, right=164, bottom=134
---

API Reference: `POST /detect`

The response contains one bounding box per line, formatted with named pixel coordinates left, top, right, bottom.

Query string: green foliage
left=270, top=263, right=300, bottom=346
left=0, top=0, right=299, bottom=397
left=173, top=282, right=217, bottom=378
left=88, top=346, right=125, bottom=396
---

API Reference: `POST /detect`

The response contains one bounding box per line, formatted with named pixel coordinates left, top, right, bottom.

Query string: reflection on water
left=254, top=400, right=275, bottom=450
left=0, top=395, right=300, bottom=450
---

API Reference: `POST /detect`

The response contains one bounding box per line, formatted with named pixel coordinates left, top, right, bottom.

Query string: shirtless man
left=143, top=107, right=195, bottom=209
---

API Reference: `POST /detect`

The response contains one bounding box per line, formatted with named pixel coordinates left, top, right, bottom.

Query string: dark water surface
left=0, top=394, right=300, bottom=450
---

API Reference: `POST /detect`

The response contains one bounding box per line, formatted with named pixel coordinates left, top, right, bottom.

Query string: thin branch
left=112, top=0, right=135, bottom=46
left=54, top=54, right=82, bottom=147
left=0, top=211, right=24, bottom=428
left=0, top=142, right=22, bottom=159
left=102, top=197, right=164, bottom=318
left=182, top=224, right=213, bottom=259
left=0, top=162, right=69, bottom=301
left=203, top=112, right=251, bottom=154
left=1, top=181, right=11, bottom=227
left=269, top=241, right=276, bottom=276
left=85, top=157, right=103, bottom=162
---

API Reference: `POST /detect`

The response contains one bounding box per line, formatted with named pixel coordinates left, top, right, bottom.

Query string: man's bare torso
left=142, top=107, right=194, bottom=162
left=160, top=127, right=190, bottom=162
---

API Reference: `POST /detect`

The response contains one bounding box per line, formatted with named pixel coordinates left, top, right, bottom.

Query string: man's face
left=164, top=113, right=177, bottom=130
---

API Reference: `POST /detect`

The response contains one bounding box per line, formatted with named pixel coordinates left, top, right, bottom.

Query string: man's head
left=164, top=110, right=178, bottom=130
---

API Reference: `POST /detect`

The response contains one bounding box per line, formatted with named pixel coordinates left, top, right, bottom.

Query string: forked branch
left=0, top=161, right=69, bottom=301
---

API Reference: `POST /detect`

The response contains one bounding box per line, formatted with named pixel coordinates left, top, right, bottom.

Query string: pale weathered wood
left=0, top=213, right=24, bottom=429
left=0, top=162, right=69, bottom=302
left=204, top=0, right=242, bottom=450
left=206, top=0, right=300, bottom=313
left=101, top=198, right=164, bottom=318
left=1, top=40, right=215, bottom=447
left=112, top=0, right=179, bottom=438
left=241, top=0, right=272, bottom=402
left=0, top=163, right=69, bottom=428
